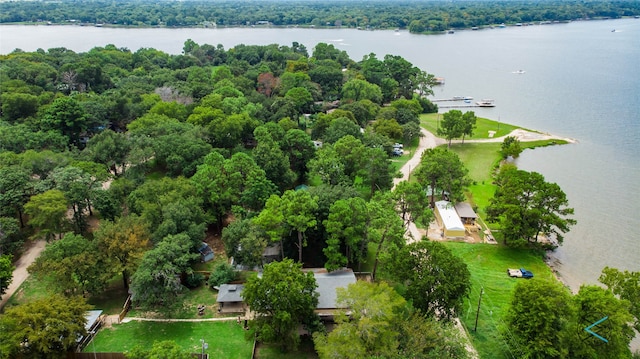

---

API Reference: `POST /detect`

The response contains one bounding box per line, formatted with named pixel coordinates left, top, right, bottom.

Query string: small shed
left=434, top=200, right=466, bottom=238
left=455, top=202, right=478, bottom=226
left=262, top=243, right=281, bottom=264
left=198, top=242, right=214, bottom=262
left=216, top=284, right=245, bottom=313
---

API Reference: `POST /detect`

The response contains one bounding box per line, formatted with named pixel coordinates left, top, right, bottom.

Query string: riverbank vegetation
left=2, top=0, right=639, bottom=32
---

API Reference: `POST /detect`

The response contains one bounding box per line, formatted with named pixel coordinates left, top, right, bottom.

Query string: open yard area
left=443, top=242, right=557, bottom=359
left=255, top=339, right=318, bottom=359
left=86, top=320, right=253, bottom=358
left=421, top=113, right=522, bottom=140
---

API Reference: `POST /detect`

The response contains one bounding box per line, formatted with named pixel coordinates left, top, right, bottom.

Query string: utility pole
left=474, top=287, right=484, bottom=332
left=200, top=338, right=208, bottom=359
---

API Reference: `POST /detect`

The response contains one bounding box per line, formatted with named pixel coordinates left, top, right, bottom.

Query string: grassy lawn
left=87, top=320, right=252, bottom=358
left=5, top=274, right=58, bottom=308
left=420, top=113, right=522, bottom=140
left=442, top=138, right=569, bottom=221
left=443, top=242, right=557, bottom=359
left=256, top=338, right=318, bottom=359
left=127, top=284, right=227, bottom=319
left=87, top=278, right=130, bottom=315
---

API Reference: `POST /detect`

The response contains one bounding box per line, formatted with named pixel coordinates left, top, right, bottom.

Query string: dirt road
left=0, top=239, right=47, bottom=310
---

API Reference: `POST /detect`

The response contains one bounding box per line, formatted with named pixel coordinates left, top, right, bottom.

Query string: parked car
left=507, top=268, right=534, bottom=279
left=392, top=143, right=404, bottom=149
left=392, top=148, right=403, bottom=156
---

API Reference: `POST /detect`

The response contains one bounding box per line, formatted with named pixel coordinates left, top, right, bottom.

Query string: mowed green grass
left=443, top=242, right=557, bottom=359
left=256, top=338, right=318, bottom=359
left=421, top=113, right=522, bottom=140
left=87, top=321, right=252, bottom=358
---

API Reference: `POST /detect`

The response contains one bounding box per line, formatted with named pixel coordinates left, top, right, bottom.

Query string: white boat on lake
left=476, top=99, right=496, bottom=107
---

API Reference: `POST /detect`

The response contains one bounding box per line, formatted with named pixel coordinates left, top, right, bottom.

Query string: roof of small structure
left=435, top=200, right=465, bottom=231
left=198, top=242, right=213, bottom=256
left=84, top=310, right=103, bottom=331
left=217, top=284, right=244, bottom=303
left=424, top=185, right=449, bottom=196
left=262, top=243, right=281, bottom=257
left=312, top=269, right=357, bottom=309
left=454, top=202, right=478, bottom=219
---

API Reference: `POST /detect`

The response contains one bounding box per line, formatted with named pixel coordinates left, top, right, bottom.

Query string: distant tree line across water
left=1, top=0, right=639, bottom=32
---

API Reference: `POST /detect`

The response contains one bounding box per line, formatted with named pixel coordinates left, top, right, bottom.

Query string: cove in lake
left=2, top=20, right=639, bottom=292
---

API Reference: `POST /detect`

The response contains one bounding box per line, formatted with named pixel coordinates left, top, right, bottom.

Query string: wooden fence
left=68, top=353, right=206, bottom=359
left=118, top=295, right=132, bottom=323
left=67, top=353, right=125, bottom=359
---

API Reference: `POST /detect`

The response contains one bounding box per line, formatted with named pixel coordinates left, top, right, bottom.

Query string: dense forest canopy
left=1, top=0, right=639, bottom=32
left=0, top=38, right=436, bottom=268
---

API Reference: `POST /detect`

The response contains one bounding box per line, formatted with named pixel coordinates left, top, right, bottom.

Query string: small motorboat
left=476, top=99, right=496, bottom=107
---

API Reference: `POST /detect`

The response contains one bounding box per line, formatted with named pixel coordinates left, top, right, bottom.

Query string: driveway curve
left=0, top=239, right=47, bottom=310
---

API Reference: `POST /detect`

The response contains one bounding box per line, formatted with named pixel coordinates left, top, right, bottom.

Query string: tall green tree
left=126, top=340, right=194, bottom=359
left=307, top=145, right=348, bottom=186
left=313, top=281, right=407, bottom=359
left=569, top=285, right=634, bottom=359
left=222, top=218, right=268, bottom=268
left=505, top=280, right=575, bottom=359
left=460, top=110, right=477, bottom=143
left=24, top=189, right=68, bottom=241
left=49, top=165, right=97, bottom=234
left=94, top=214, right=152, bottom=290
left=323, top=197, right=368, bottom=271
left=129, top=233, right=199, bottom=309
left=415, top=147, right=470, bottom=207
left=323, top=117, right=362, bottom=144
left=360, top=146, right=396, bottom=196
left=39, top=96, right=87, bottom=148
left=368, top=192, right=406, bottom=280
left=280, top=189, right=318, bottom=263
left=0, top=295, right=90, bottom=359
left=0, top=217, right=23, bottom=256
left=599, top=267, right=640, bottom=332
left=397, top=311, right=470, bottom=359
left=85, top=129, right=131, bottom=176
left=283, top=129, right=315, bottom=181
left=253, top=126, right=296, bottom=191
left=127, top=177, right=205, bottom=244
left=28, top=233, right=110, bottom=296
left=242, top=259, right=319, bottom=352
left=501, top=135, right=523, bottom=159
left=0, top=166, right=32, bottom=228
left=0, top=254, right=13, bottom=298
left=332, top=135, right=365, bottom=181
left=487, top=166, right=576, bottom=247
left=436, top=109, right=464, bottom=147
left=392, top=181, right=433, bottom=229
left=341, top=79, right=383, bottom=104
left=383, top=54, right=420, bottom=99
left=387, top=240, right=471, bottom=321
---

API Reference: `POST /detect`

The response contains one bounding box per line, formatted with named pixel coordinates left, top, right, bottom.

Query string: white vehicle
left=507, top=268, right=534, bottom=279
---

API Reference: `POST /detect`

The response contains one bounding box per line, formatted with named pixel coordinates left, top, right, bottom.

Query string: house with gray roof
left=309, top=268, right=357, bottom=318
left=216, top=284, right=245, bottom=313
